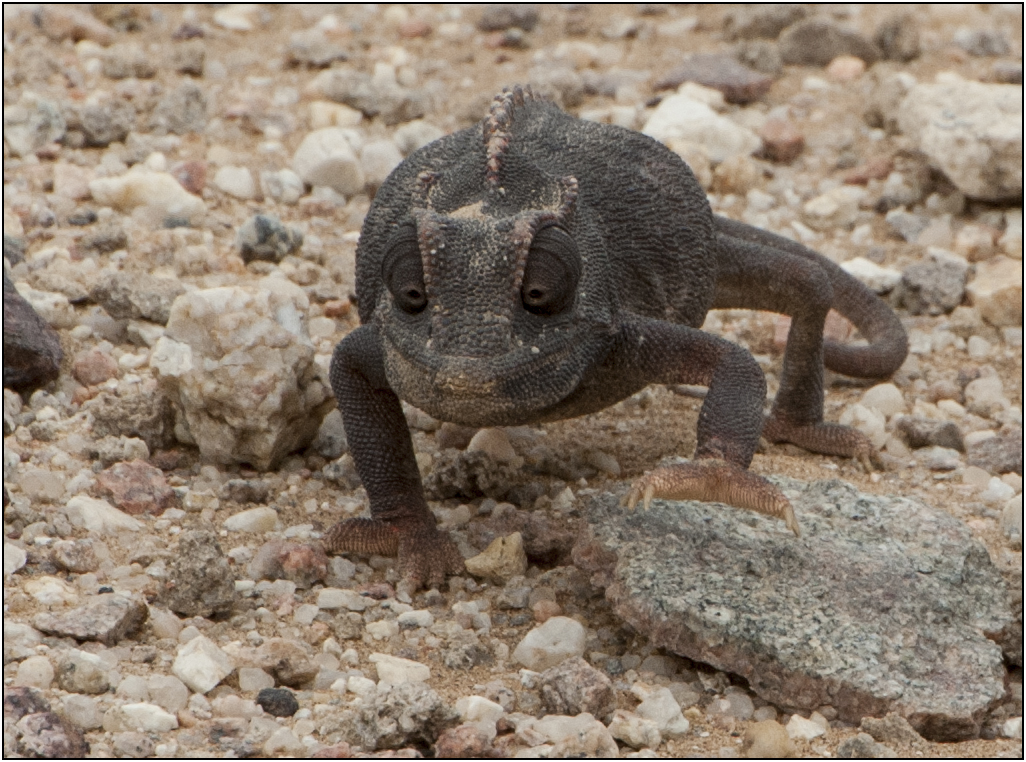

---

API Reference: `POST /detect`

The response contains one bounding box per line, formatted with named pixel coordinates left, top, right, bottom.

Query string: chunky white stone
left=172, top=635, right=234, bottom=694
left=512, top=616, right=586, bottom=671
left=316, top=588, right=370, bottom=611
left=966, top=257, right=1022, bottom=328
left=14, top=655, right=54, bottom=689
left=292, top=127, right=365, bottom=196
left=64, top=495, right=142, bottom=534
left=224, top=506, right=278, bottom=533
left=632, top=684, right=690, bottom=739
left=840, top=257, right=902, bottom=294
left=860, top=383, right=906, bottom=419
left=4, top=542, right=27, bottom=576
left=643, top=94, right=760, bottom=164
left=24, top=576, right=78, bottom=607
left=213, top=165, right=257, bottom=199
left=786, top=713, right=826, bottom=741
left=120, top=703, right=179, bottom=732
left=369, top=652, right=430, bottom=684
left=89, top=167, right=205, bottom=220
left=156, top=281, right=333, bottom=470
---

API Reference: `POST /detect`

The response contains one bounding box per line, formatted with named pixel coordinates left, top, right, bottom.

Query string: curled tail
left=713, top=216, right=908, bottom=379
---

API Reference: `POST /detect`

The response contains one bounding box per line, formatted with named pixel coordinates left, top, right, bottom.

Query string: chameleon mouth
left=380, top=329, right=583, bottom=427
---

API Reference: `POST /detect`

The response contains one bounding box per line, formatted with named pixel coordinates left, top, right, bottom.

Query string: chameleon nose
left=429, top=312, right=515, bottom=358
left=431, top=358, right=500, bottom=396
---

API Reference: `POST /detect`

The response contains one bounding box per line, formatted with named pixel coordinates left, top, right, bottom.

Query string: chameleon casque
left=325, top=86, right=908, bottom=592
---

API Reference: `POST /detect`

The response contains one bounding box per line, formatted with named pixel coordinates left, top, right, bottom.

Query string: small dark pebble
left=98, top=586, right=114, bottom=594
left=256, top=687, right=299, bottom=718
left=236, top=214, right=303, bottom=263
left=163, top=216, right=191, bottom=229
left=67, top=210, right=97, bottom=226
left=173, top=23, right=204, bottom=40
left=4, top=234, right=27, bottom=265
left=478, top=4, right=539, bottom=32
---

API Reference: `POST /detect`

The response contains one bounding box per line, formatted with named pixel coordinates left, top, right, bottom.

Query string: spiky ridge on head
left=483, top=85, right=537, bottom=190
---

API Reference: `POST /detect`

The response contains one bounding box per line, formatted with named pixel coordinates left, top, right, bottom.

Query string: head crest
left=483, top=85, right=538, bottom=190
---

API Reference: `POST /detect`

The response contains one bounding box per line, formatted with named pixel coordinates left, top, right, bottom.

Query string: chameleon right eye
left=521, top=225, right=580, bottom=316
left=383, top=233, right=427, bottom=315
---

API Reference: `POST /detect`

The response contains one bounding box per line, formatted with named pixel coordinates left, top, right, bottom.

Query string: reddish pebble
left=34, top=143, right=62, bottom=160
left=323, top=299, right=352, bottom=318
left=826, top=55, right=866, bottom=81
left=95, top=459, right=176, bottom=515
left=844, top=156, right=893, bottom=185
left=357, top=582, right=395, bottom=600
left=72, top=349, right=119, bottom=387
left=311, top=741, right=353, bottom=759
left=759, top=117, right=805, bottom=163
left=435, top=723, right=494, bottom=758
left=398, top=19, right=431, bottom=38
left=171, top=160, right=207, bottom=195
left=532, top=599, right=562, bottom=623
left=279, top=543, right=329, bottom=588
left=71, top=385, right=98, bottom=406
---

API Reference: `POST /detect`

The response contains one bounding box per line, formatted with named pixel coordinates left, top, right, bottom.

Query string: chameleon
left=325, top=86, right=908, bottom=592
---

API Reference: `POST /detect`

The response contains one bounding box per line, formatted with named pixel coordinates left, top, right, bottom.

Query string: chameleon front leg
left=326, top=325, right=463, bottom=593
left=613, top=319, right=801, bottom=537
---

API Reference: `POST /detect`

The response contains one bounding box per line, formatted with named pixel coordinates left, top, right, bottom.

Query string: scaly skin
left=325, top=86, right=908, bottom=591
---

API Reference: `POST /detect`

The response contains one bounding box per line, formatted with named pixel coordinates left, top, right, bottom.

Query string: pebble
left=632, top=683, right=691, bottom=739
left=259, top=169, right=304, bottom=205
left=455, top=695, right=505, bottom=739
left=519, top=713, right=619, bottom=757
left=149, top=82, right=208, bottom=136
left=16, top=467, right=66, bottom=502
left=3, top=94, right=66, bottom=158
left=839, top=404, right=887, bottom=449
left=643, top=94, right=760, bottom=164
left=759, top=116, right=804, bottom=163
left=317, top=587, right=371, bottom=611
left=841, top=257, right=902, bottom=294
left=658, top=53, right=772, bottom=104
left=826, top=55, right=866, bottom=81
left=309, top=101, right=363, bottom=129
left=34, top=6, right=115, bottom=45
left=513, top=616, right=586, bottom=671
left=14, top=656, right=55, bottom=690
left=56, top=649, right=110, bottom=694
left=900, top=248, right=969, bottom=315
left=72, top=348, right=120, bottom=386
left=860, top=383, right=906, bottom=419
left=61, top=694, right=103, bottom=730
left=803, top=186, right=863, bottom=231
left=4, top=542, right=27, bottom=576
left=786, top=713, right=826, bottom=740
left=236, top=214, right=304, bottom=263
left=540, top=656, right=616, bottom=722
left=609, top=708, right=662, bottom=749
left=394, top=119, right=445, bottom=155
left=256, top=687, right=299, bottom=717
left=371, top=652, right=431, bottom=685
left=213, top=166, right=257, bottom=200
left=24, top=575, right=79, bottom=607
left=239, top=667, right=276, bottom=692
left=264, top=726, right=305, bottom=756
left=919, top=445, right=963, bottom=471
left=895, top=417, right=964, bottom=452
left=96, top=459, right=175, bottom=516
left=361, top=139, right=404, bottom=188
left=224, top=506, right=279, bottom=533
left=465, top=532, right=528, bottom=583
left=119, top=702, right=178, bottom=732
left=966, top=257, right=1022, bottom=328
left=214, top=5, right=257, bottom=31
left=292, top=127, right=365, bottom=196
left=953, top=27, right=1010, bottom=57
left=13, top=712, right=89, bottom=759
left=1002, top=716, right=1024, bottom=740
left=33, top=593, right=148, bottom=646
left=172, top=635, right=234, bottom=694
left=837, top=732, right=898, bottom=758
left=477, top=5, right=539, bottom=32
left=964, top=375, right=1008, bottom=418
left=724, top=5, right=805, bottom=40
left=89, top=168, right=206, bottom=221
left=778, top=19, right=880, bottom=67
left=147, top=675, right=190, bottom=713
left=1002, top=495, right=1022, bottom=543
left=162, top=530, right=238, bottom=617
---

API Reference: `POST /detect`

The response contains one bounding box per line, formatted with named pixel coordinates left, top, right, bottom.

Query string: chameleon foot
left=763, top=417, right=879, bottom=472
left=323, top=516, right=465, bottom=594
left=622, top=458, right=801, bottom=537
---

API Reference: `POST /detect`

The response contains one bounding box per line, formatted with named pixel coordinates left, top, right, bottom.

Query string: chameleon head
left=373, top=196, right=606, bottom=427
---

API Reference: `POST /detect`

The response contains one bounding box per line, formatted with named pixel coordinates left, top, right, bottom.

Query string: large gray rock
left=573, top=474, right=1011, bottom=741
left=33, top=594, right=147, bottom=646
left=897, top=76, right=1022, bottom=201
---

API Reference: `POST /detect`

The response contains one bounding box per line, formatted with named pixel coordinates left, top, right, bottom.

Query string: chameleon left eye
left=521, top=226, right=580, bottom=316
left=383, top=227, right=427, bottom=315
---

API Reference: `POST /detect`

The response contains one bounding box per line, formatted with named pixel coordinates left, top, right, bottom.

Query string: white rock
left=394, top=119, right=445, bottom=155
left=316, top=588, right=370, bottom=611
left=172, top=635, right=234, bottom=694
left=840, top=257, right=902, bottom=294
left=455, top=695, right=505, bottom=740
left=632, top=684, right=690, bottom=739
left=1002, top=716, right=1023, bottom=740
left=213, top=166, right=256, bottom=199
left=3, top=94, right=65, bottom=157
left=147, top=675, right=190, bottom=713
left=4, top=542, right=27, bottom=576
left=467, top=428, right=519, bottom=463
left=608, top=709, right=662, bottom=749
left=13, top=283, right=77, bottom=329
left=117, top=675, right=150, bottom=702
left=259, top=169, right=304, bottom=205
left=370, top=652, right=430, bottom=684
left=523, top=713, right=619, bottom=758
left=964, top=375, right=1008, bottom=417
left=786, top=713, right=826, bottom=740
left=292, top=127, right=365, bottom=196
left=347, top=675, right=378, bottom=697
left=397, top=609, right=434, bottom=628
left=360, top=139, right=403, bottom=188
left=4, top=622, right=41, bottom=663
left=803, top=186, right=864, bottom=231
left=898, top=77, right=1021, bottom=200
left=642, top=94, right=760, bottom=164
left=224, top=506, right=278, bottom=533
left=838, top=404, right=888, bottom=449
left=860, top=383, right=906, bottom=419
left=981, top=477, right=1016, bottom=504
left=238, top=667, right=276, bottom=692
left=89, top=167, right=205, bottom=221
left=64, top=494, right=143, bottom=535
left=120, top=703, right=179, bottom=733
left=24, top=575, right=78, bottom=606
left=966, top=257, right=1023, bottom=328
left=14, top=655, right=54, bottom=689
left=156, top=283, right=333, bottom=470
left=513, top=616, right=586, bottom=671
left=264, top=726, right=304, bottom=756
left=62, top=694, right=103, bottom=730
left=294, top=603, right=319, bottom=625
left=967, top=335, right=992, bottom=359
left=365, top=620, right=399, bottom=640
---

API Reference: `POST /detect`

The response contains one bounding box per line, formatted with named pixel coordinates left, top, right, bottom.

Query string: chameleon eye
left=383, top=230, right=427, bottom=315
left=521, top=226, right=580, bottom=316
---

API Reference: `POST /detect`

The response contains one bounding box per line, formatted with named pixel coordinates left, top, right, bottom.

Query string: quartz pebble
left=632, top=683, right=691, bottom=739
left=292, top=127, right=365, bottom=196
left=172, top=635, right=234, bottom=694
left=513, top=616, right=587, bottom=671
left=370, top=652, right=431, bottom=684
